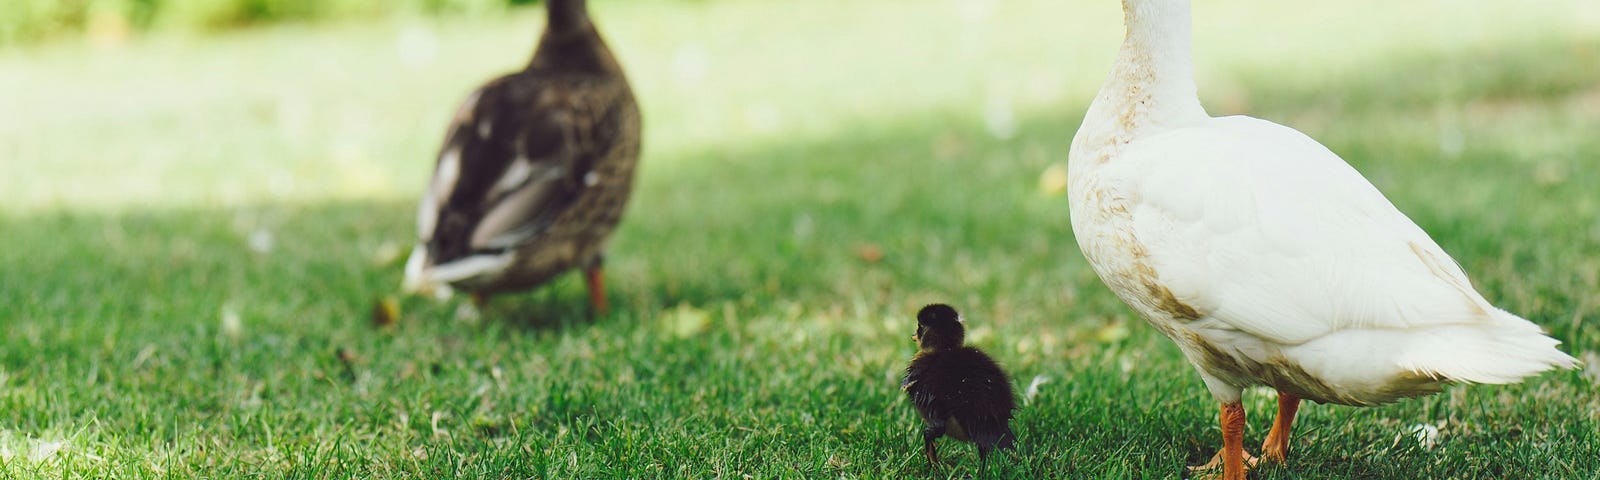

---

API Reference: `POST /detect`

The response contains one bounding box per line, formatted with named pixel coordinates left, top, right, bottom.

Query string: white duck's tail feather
left=1399, top=309, right=1580, bottom=384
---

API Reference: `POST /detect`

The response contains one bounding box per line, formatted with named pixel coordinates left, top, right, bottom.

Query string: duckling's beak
left=911, top=335, right=919, bottom=343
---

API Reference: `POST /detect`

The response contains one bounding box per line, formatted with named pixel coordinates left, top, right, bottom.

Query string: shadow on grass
left=5, top=30, right=1596, bottom=331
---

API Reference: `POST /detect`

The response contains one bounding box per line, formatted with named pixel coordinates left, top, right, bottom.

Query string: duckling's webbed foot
left=922, top=425, right=945, bottom=465
left=977, top=444, right=993, bottom=477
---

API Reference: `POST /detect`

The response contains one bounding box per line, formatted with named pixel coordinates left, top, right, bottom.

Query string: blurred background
left=2, top=0, right=1598, bottom=477
left=1, top=0, right=533, bottom=45
left=3, top=0, right=1597, bottom=212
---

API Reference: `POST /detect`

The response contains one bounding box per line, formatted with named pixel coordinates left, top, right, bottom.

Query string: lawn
left=3, top=0, right=1599, bottom=478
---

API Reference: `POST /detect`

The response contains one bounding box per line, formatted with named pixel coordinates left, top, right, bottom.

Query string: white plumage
left=1081, top=114, right=1575, bottom=404
left=1068, top=0, right=1577, bottom=476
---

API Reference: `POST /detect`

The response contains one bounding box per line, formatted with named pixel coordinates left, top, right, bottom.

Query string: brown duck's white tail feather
left=1399, top=310, right=1580, bottom=385
left=401, top=244, right=431, bottom=293
left=401, top=244, right=455, bottom=300
left=426, top=251, right=515, bottom=285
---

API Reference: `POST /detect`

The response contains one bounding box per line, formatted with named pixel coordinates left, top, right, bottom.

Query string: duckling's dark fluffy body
left=405, top=0, right=639, bottom=312
left=902, top=304, right=1018, bottom=467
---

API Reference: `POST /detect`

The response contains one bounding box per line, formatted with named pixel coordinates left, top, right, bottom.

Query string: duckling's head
left=914, top=304, right=965, bottom=351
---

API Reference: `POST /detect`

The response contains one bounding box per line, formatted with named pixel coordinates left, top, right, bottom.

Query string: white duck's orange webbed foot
left=1182, top=401, right=1257, bottom=480
left=1261, top=392, right=1303, bottom=463
left=1186, top=450, right=1260, bottom=479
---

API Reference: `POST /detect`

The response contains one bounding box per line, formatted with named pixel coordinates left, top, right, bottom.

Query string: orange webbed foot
left=1185, top=449, right=1259, bottom=479
left=1184, top=401, right=1257, bottom=480
left=1260, top=392, right=1302, bottom=464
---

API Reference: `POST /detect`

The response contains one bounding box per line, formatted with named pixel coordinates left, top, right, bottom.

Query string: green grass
left=3, top=0, right=1599, bottom=478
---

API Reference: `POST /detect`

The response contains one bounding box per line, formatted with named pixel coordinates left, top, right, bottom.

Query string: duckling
left=401, top=0, right=640, bottom=314
left=901, top=304, right=1018, bottom=469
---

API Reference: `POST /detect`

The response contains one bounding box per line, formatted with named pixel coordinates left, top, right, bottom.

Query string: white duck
left=1066, top=0, right=1579, bottom=478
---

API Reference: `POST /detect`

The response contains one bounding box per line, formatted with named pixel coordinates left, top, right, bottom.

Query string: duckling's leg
left=583, top=255, right=609, bottom=315
left=1187, top=402, right=1257, bottom=480
left=471, top=291, right=492, bottom=310
left=977, top=444, right=992, bottom=477
left=922, top=425, right=945, bottom=465
left=1261, top=392, right=1302, bottom=463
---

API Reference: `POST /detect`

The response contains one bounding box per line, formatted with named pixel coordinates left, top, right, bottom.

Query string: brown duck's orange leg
left=1188, top=402, right=1257, bottom=479
left=584, top=265, right=609, bottom=315
left=1262, top=392, right=1302, bottom=463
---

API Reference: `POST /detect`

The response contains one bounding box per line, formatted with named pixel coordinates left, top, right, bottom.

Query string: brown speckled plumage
left=409, top=0, right=638, bottom=308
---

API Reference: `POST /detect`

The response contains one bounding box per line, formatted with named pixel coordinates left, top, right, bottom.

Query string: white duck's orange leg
left=1220, top=402, right=1251, bottom=480
left=1188, top=402, right=1256, bottom=480
left=1262, top=392, right=1302, bottom=463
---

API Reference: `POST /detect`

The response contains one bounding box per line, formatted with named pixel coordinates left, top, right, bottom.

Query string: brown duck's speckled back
left=416, top=0, right=639, bottom=295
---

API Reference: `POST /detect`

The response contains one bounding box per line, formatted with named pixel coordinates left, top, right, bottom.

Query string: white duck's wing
left=1121, top=115, right=1508, bottom=346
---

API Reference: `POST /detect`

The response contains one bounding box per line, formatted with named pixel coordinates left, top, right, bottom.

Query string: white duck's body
left=1068, top=0, right=1577, bottom=411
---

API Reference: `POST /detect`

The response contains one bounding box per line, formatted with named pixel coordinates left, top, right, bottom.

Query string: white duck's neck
left=1075, top=0, right=1208, bottom=154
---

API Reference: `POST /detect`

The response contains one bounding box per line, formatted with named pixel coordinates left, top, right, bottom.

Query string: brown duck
left=902, top=304, right=1018, bottom=470
left=403, top=0, right=640, bottom=314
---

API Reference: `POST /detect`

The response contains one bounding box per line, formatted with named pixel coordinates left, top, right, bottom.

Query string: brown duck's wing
left=419, top=73, right=633, bottom=265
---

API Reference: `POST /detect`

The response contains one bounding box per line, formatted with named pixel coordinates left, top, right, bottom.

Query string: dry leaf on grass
left=855, top=243, right=884, bottom=264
